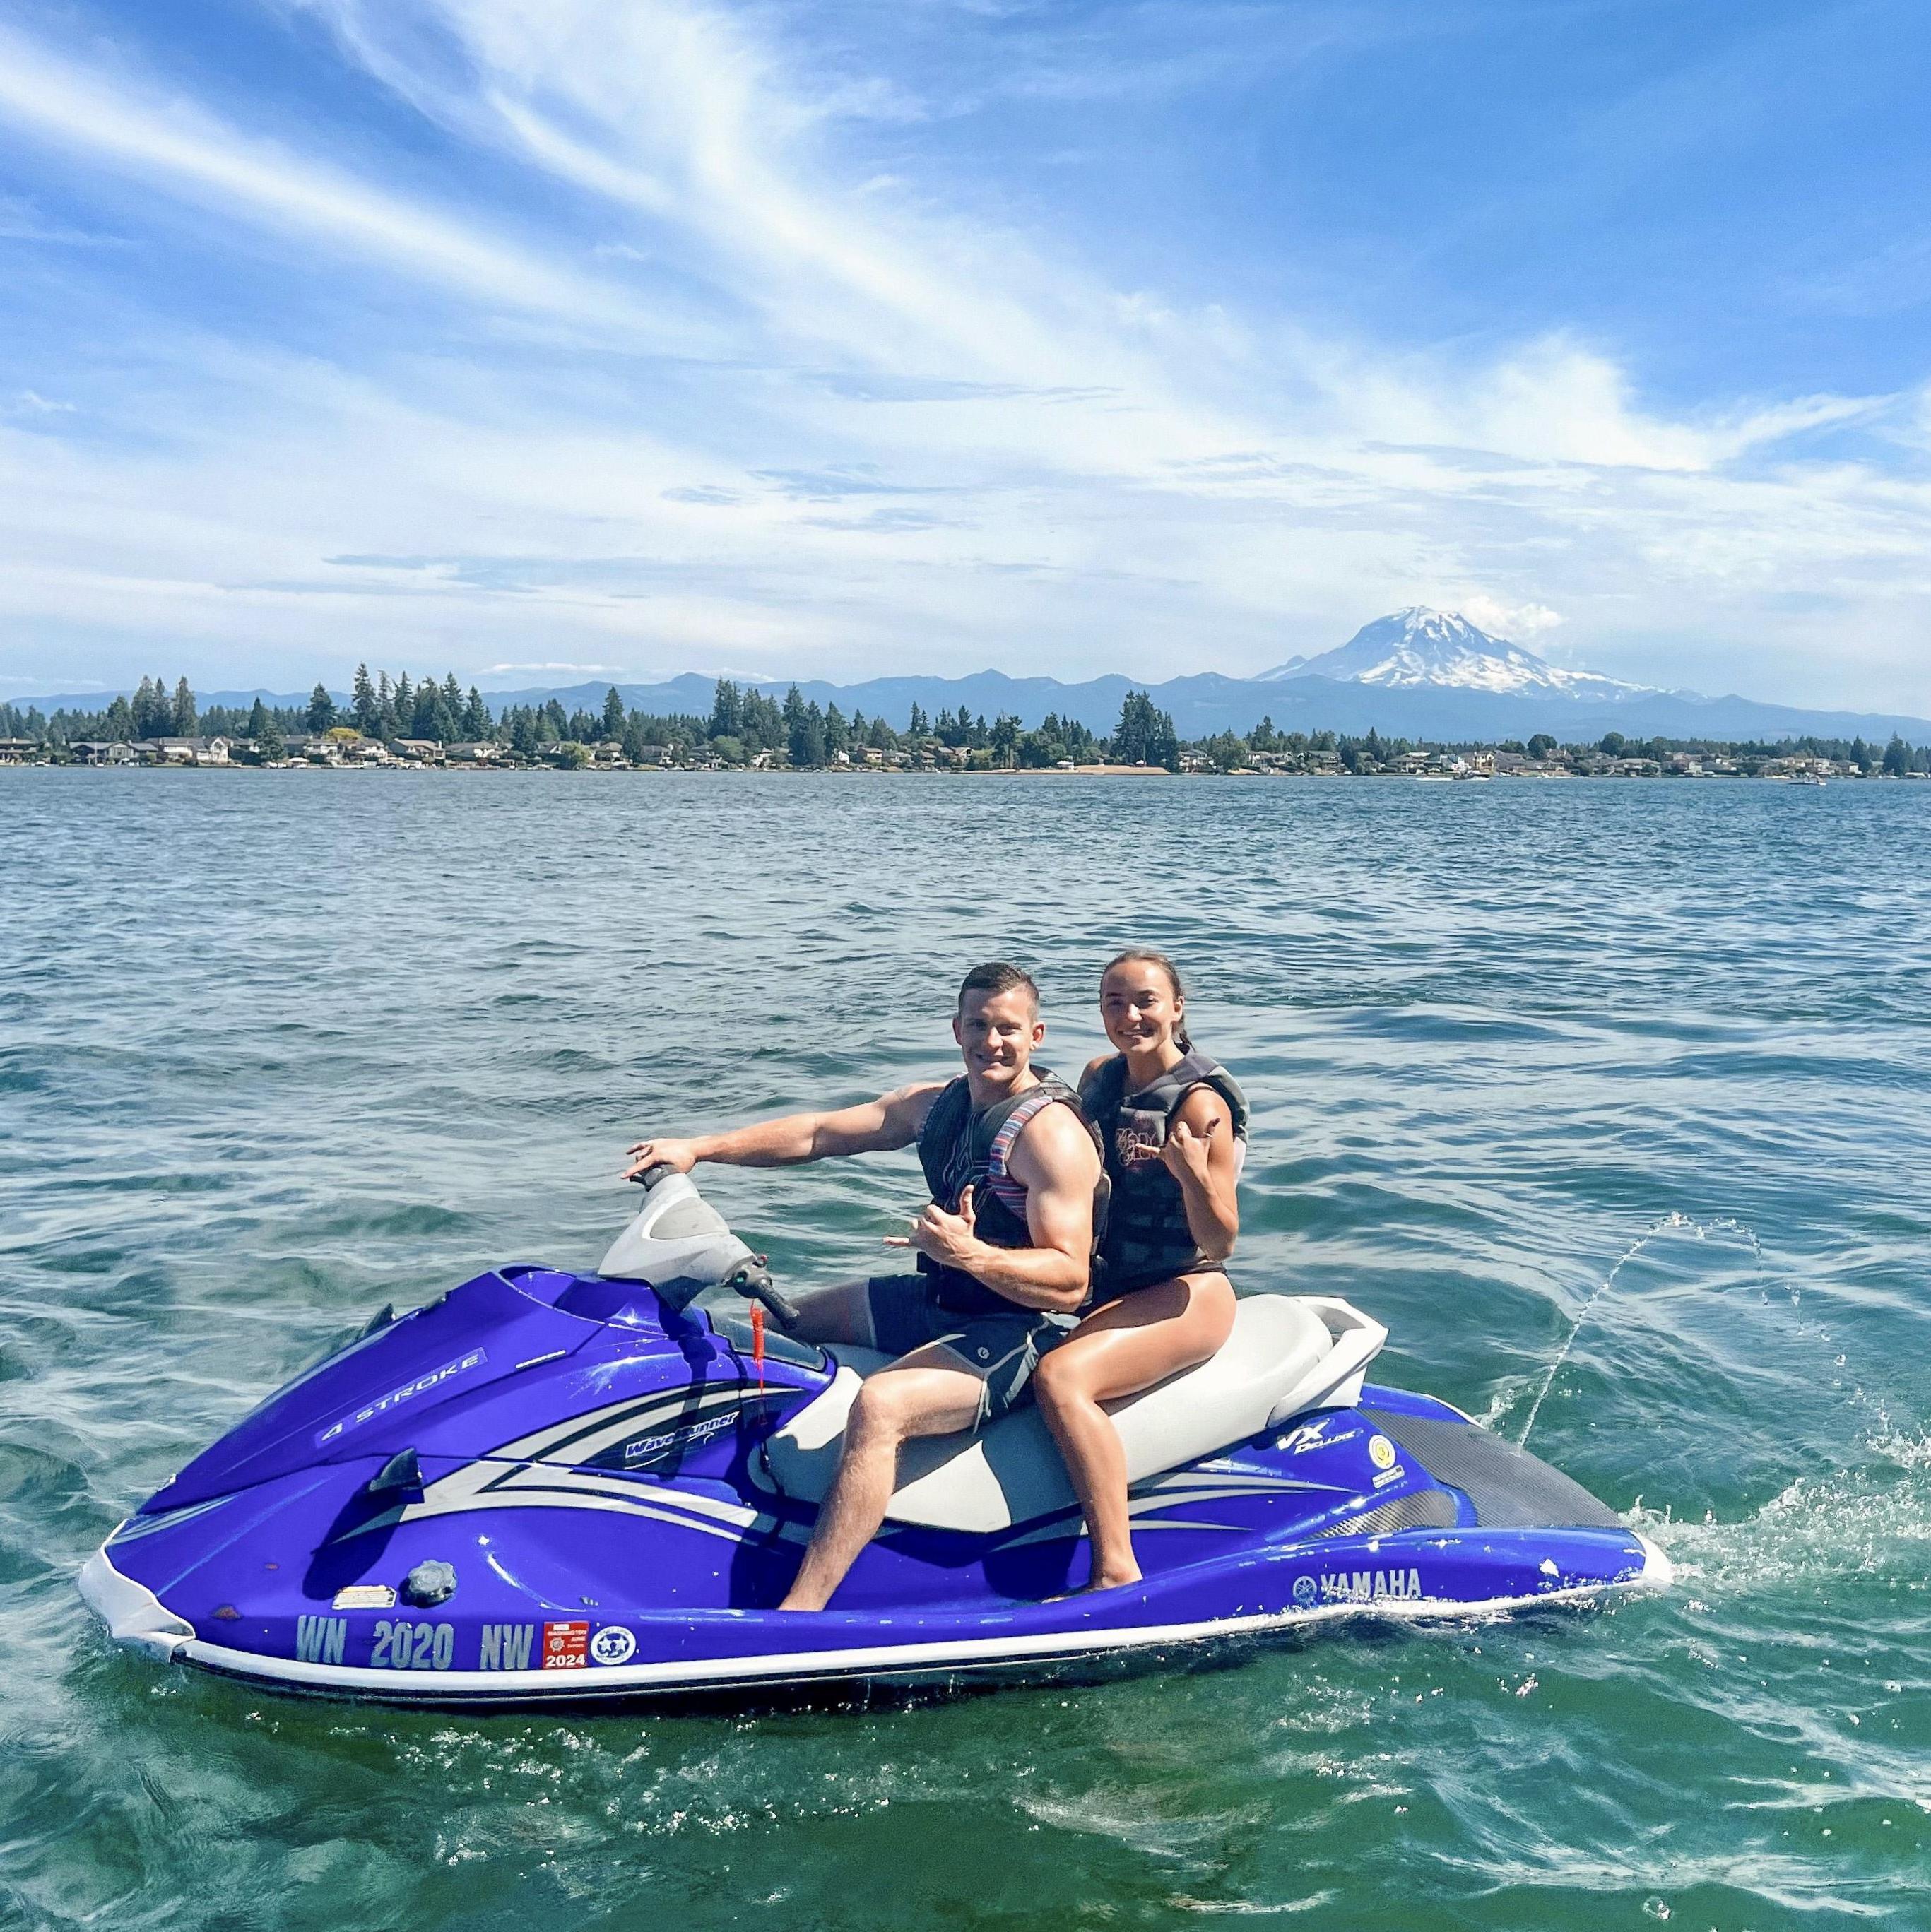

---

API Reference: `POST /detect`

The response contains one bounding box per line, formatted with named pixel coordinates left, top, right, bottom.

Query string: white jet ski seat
left=762, top=1293, right=1388, bottom=1535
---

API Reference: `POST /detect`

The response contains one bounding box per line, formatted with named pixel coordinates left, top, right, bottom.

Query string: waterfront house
left=391, top=738, right=442, bottom=764
left=0, top=736, right=40, bottom=764
left=146, top=735, right=232, bottom=765
left=444, top=741, right=503, bottom=765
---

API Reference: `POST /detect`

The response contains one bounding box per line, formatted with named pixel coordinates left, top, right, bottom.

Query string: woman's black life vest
left=914, top=1071, right=1105, bottom=1317
left=1078, top=1049, right=1248, bottom=1296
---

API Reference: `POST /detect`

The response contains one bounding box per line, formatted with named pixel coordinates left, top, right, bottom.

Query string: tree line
left=5, top=673, right=1927, bottom=776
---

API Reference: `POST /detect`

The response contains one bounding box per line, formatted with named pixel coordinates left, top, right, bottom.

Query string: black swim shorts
left=861, top=1276, right=1069, bottom=1425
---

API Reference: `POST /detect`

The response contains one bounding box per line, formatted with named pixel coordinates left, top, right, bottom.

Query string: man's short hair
left=956, top=960, right=1040, bottom=1017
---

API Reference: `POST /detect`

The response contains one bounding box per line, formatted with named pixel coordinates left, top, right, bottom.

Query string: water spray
left=1518, top=1211, right=1761, bottom=1448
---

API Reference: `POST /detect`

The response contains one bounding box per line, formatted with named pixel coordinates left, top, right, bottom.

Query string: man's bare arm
left=890, top=1103, right=1099, bottom=1312
left=624, top=1083, right=940, bottom=1178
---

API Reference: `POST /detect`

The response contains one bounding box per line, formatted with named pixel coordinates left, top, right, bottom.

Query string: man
left=622, top=961, right=1102, bottom=1611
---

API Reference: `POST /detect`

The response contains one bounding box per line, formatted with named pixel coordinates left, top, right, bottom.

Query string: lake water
left=2, top=769, right=1927, bottom=1931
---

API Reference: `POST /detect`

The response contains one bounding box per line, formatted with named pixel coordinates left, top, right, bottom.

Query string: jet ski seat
left=762, top=1293, right=1387, bottom=1535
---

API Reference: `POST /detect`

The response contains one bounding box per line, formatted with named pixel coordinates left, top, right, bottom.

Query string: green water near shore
left=2, top=771, right=1927, bottom=1929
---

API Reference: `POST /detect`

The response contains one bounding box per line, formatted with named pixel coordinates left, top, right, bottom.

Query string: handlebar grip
left=735, top=1264, right=799, bottom=1329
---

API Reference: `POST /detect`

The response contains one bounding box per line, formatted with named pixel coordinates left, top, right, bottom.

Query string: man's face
left=953, top=987, right=1044, bottom=1093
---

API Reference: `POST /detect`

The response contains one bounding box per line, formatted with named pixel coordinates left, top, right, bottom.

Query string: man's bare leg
left=778, top=1349, right=984, bottom=1612
left=775, top=1279, right=878, bottom=1348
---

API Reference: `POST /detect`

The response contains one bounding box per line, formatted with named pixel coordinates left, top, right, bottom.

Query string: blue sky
left=2, top=0, right=1928, bottom=709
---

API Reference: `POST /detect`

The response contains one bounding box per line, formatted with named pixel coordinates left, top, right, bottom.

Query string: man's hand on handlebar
left=622, top=1137, right=699, bottom=1180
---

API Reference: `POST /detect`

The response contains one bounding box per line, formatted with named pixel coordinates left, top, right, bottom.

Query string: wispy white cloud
left=0, top=20, right=693, bottom=345
left=0, top=1, right=1925, bottom=711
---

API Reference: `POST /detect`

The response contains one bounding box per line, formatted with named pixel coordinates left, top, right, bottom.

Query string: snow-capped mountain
left=1262, top=608, right=1653, bottom=702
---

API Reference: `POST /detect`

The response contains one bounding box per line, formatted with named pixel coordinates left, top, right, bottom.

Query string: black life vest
left=914, top=1071, right=1103, bottom=1315
left=1078, top=1050, right=1248, bottom=1296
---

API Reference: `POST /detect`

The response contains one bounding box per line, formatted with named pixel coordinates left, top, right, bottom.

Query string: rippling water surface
left=3, top=770, right=1927, bottom=1931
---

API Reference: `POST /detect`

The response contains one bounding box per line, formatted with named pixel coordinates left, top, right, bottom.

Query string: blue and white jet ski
left=80, top=1167, right=1670, bottom=1706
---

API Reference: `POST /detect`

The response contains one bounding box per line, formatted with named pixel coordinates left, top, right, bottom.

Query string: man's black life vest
left=1078, top=1050, right=1248, bottom=1296
left=914, top=1070, right=1104, bottom=1317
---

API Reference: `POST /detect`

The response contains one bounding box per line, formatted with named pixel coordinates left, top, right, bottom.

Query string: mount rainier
left=1263, top=608, right=1653, bottom=704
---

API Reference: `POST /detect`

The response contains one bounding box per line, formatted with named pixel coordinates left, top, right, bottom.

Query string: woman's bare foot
left=1044, top=1564, right=1142, bottom=1601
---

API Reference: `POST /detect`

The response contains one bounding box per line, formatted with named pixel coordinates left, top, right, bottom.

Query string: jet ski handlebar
left=603, top=1163, right=801, bottom=1327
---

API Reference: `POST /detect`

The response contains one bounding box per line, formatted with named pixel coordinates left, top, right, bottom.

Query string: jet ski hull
left=78, top=1269, right=1668, bottom=1706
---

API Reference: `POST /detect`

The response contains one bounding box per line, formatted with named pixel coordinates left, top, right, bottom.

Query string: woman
left=1032, top=949, right=1248, bottom=1592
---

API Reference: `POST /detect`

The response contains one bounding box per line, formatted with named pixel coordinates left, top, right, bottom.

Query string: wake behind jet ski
left=79, top=1165, right=1671, bottom=1707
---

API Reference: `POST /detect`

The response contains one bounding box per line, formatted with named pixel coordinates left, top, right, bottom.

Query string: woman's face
left=1100, top=960, right=1183, bottom=1059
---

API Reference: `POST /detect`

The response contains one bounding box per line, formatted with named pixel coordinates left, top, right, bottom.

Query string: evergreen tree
left=1883, top=733, right=1911, bottom=777
left=247, top=697, right=270, bottom=742
left=104, top=694, right=134, bottom=742
left=991, top=713, right=1020, bottom=766
left=781, top=685, right=808, bottom=762
left=259, top=712, right=285, bottom=760
left=740, top=689, right=782, bottom=752
left=823, top=702, right=850, bottom=757
left=172, top=677, right=198, bottom=737
left=602, top=686, right=625, bottom=740
left=709, top=677, right=741, bottom=740
left=463, top=687, right=490, bottom=739
left=307, top=683, right=336, bottom=732
left=795, top=700, right=827, bottom=766
left=353, top=664, right=380, bottom=735
left=1111, top=691, right=1178, bottom=769
left=908, top=701, right=928, bottom=737
left=376, top=671, right=396, bottom=737
left=1112, top=691, right=1157, bottom=763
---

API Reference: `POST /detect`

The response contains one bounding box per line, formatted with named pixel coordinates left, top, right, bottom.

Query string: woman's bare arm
left=1157, top=1086, right=1240, bottom=1262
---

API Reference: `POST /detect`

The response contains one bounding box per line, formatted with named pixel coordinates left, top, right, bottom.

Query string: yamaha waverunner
left=79, top=1167, right=1670, bottom=1705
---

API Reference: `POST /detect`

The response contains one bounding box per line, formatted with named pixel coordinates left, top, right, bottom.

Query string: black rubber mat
left=1363, top=1410, right=1623, bottom=1529
left=1317, top=1488, right=1460, bottom=1539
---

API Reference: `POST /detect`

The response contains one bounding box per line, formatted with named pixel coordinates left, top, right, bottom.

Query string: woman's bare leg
left=1031, top=1274, right=1236, bottom=1592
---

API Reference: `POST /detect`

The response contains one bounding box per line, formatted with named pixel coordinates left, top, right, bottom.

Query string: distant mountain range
left=17, top=610, right=1930, bottom=744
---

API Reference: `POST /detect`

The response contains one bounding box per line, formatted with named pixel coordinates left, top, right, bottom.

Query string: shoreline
left=6, top=761, right=1924, bottom=784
